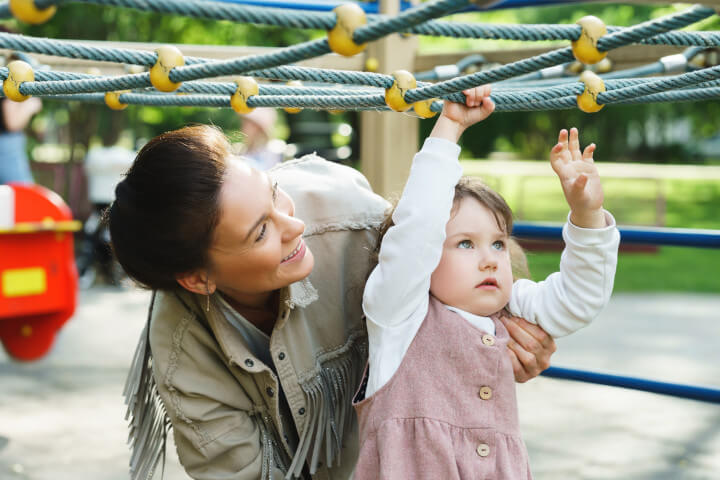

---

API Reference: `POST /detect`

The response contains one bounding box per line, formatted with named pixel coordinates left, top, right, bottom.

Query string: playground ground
left=0, top=286, right=718, bottom=480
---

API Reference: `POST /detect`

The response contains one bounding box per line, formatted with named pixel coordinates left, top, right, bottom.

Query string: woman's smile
left=281, top=239, right=306, bottom=264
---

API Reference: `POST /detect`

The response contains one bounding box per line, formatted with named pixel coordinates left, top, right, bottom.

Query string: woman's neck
left=221, top=290, right=280, bottom=336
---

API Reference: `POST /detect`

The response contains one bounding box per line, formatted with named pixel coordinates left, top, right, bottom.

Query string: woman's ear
left=176, top=270, right=216, bottom=295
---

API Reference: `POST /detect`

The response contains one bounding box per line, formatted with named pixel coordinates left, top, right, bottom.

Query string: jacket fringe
left=254, top=408, right=292, bottom=479
left=125, top=293, right=366, bottom=480
left=286, top=329, right=368, bottom=479
left=123, top=292, right=171, bottom=480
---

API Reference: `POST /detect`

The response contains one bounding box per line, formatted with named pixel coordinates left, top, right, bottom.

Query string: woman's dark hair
left=107, top=125, right=230, bottom=290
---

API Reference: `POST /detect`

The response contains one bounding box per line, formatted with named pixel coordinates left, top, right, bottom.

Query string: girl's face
left=208, top=157, right=314, bottom=307
left=430, top=197, right=513, bottom=317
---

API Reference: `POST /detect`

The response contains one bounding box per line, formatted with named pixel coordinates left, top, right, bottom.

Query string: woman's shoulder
left=270, top=154, right=390, bottom=232
left=148, top=290, right=216, bottom=367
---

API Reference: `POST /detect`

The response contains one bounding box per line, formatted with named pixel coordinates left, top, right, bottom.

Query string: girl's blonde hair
left=374, top=176, right=530, bottom=281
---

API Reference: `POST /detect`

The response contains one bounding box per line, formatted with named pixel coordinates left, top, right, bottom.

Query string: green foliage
left=419, top=3, right=720, bottom=165
left=10, top=2, right=719, bottom=165
left=17, top=4, right=318, bottom=154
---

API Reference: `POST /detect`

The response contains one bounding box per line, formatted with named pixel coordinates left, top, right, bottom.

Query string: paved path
left=1, top=288, right=718, bottom=479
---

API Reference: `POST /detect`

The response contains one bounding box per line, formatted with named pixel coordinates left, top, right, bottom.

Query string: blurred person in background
left=78, top=128, right=135, bottom=287
left=237, top=107, right=284, bottom=170
left=0, top=45, right=43, bottom=184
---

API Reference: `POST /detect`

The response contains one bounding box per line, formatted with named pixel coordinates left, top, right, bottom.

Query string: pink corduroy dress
left=353, top=295, right=533, bottom=479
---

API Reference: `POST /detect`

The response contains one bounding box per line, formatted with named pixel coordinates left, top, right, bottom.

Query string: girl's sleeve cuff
left=564, top=210, right=618, bottom=245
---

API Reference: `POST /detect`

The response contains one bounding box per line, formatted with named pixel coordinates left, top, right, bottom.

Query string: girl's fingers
left=558, top=129, right=569, bottom=148
left=572, top=173, right=588, bottom=195
left=583, top=143, right=596, bottom=162
left=463, top=85, right=492, bottom=107
left=569, top=127, right=581, bottom=161
left=480, top=97, right=495, bottom=116
left=482, top=84, right=492, bottom=99
left=549, top=143, right=565, bottom=171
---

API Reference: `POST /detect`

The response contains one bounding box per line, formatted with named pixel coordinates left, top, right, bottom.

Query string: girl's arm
left=363, top=87, right=495, bottom=395
left=508, top=128, right=620, bottom=337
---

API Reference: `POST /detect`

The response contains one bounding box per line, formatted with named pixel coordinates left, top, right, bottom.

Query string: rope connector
left=576, top=70, right=605, bottom=113
left=231, top=77, right=259, bottom=114
left=3, top=60, right=34, bottom=102
left=9, top=0, right=57, bottom=25
left=150, top=45, right=184, bottom=92
left=413, top=98, right=438, bottom=119
left=385, top=70, right=416, bottom=112
left=328, top=3, right=367, bottom=57
left=572, top=16, right=607, bottom=65
left=105, top=90, right=130, bottom=111
left=284, top=80, right=302, bottom=114
left=364, top=57, right=379, bottom=73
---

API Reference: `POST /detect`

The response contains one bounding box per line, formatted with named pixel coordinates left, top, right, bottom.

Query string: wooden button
left=476, top=443, right=490, bottom=457
left=479, top=386, right=493, bottom=400
left=482, top=334, right=495, bottom=346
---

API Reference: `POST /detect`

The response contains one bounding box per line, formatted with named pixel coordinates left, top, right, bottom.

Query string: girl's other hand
left=549, top=127, right=606, bottom=229
left=501, top=315, right=557, bottom=383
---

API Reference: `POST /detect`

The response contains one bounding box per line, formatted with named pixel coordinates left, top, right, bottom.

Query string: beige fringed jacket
left=124, top=155, right=389, bottom=480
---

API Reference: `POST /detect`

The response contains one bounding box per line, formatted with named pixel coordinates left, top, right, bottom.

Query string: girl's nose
left=479, top=250, right=498, bottom=271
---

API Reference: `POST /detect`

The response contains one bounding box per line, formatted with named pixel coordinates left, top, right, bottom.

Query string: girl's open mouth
left=476, top=278, right=498, bottom=289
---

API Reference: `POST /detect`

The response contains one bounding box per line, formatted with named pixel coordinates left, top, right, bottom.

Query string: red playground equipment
left=0, top=183, right=81, bottom=361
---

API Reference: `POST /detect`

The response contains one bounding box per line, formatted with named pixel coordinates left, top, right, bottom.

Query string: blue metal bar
left=543, top=366, right=720, bottom=404
left=206, top=0, right=413, bottom=13
left=512, top=222, right=720, bottom=248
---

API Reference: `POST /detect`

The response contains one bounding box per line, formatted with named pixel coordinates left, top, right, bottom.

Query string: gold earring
left=205, top=279, right=211, bottom=312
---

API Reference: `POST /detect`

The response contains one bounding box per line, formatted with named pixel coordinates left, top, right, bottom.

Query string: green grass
left=526, top=248, right=720, bottom=293
left=460, top=162, right=720, bottom=292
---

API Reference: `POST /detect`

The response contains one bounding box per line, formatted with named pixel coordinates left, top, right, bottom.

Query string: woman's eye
left=256, top=223, right=267, bottom=242
left=492, top=240, right=505, bottom=251
left=458, top=240, right=473, bottom=249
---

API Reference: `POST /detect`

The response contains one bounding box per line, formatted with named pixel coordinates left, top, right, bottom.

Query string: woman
left=109, top=125, right=557, bottom=480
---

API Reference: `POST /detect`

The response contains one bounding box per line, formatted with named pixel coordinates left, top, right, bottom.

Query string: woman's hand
left=429, top=85, right=495, bottom=143
left=501, top=315, right=556, bottom=383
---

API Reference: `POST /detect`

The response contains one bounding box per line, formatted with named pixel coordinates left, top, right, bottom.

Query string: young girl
left=353, top=86, right=620, bottom=479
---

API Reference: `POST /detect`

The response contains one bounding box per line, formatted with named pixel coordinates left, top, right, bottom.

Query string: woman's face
left=208, top=157, right=314, bottom=307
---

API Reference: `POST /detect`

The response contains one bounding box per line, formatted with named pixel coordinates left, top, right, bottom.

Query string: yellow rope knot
left=3, top=60, right=34, bottom=102
left=231, top=77, right=259, bottom=114
left=284, top=80, right=303, bottom=114
left=9, top=0, right=56, bottom=24
left=105, top=90, right=130, bottom=110
left=385, top=70, right=416, bottom=112
left=576, top=70, right=605, bottom=113
left=572, top=16, right=607, bottom=65
left=150, top=45, right=184, bottom=92
left=328, top=3, right=367, bottom=57
left=413, top=98, right=438, bottom=119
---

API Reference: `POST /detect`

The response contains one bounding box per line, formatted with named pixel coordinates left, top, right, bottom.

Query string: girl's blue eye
left=492, top=240, right=505, bottom=251
left=458, top=240, right=473, bottom=249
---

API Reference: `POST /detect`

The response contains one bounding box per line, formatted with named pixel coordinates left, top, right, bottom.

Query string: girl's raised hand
left=430, top=85, right=495, bottom=143
left=549, top=128, right=606, bottom=229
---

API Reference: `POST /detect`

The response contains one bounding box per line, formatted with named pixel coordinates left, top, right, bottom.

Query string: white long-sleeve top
left=362, top=137, right=620, bottom=397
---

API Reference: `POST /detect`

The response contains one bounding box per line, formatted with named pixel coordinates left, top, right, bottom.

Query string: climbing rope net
left=0, top=0, right=719, bottom=117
